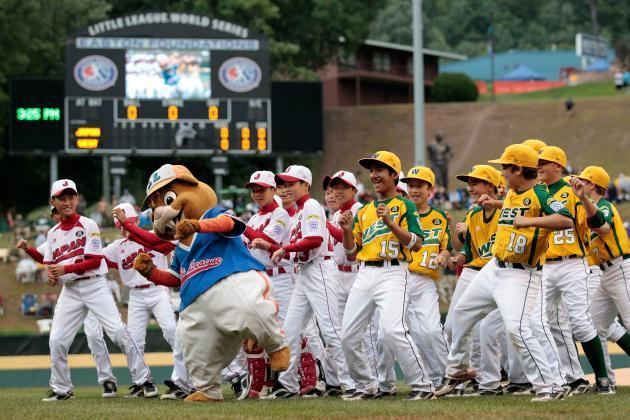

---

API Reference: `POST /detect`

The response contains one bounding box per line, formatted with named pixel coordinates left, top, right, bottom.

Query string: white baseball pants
left=83, top=311, right=116, bottom=385
left=278, top=260, right=352, bottom=393
left=49, top=276, right=151, bottom=394
left=177, top=270, right=286, bottom=399
left=592, top=258, right=630, bottom=335
left=446, top=259, right=562, bottom=393
left=127, top=285, right=192, bottom=392
left=341, top=263, right=432, bottom=393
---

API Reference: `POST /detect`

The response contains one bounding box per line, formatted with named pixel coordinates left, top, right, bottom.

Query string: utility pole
left=412, top=0, right=425, bottom=165
left=488, top=16, right=495, bottom=100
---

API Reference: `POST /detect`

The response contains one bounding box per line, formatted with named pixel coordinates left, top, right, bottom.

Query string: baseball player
left=339, top=151, right=434, bottom=401
left=572, top=167, right=630, bottom=387
left=323, top=176, right=340, bottom=217
left=41, top=179, right=154, bottom=401
left=326, top=170, right=379, bottom=394
left=104, top=203, right=193, bottom=399
left=434, top=144, right=573, bottom=402
left=17, top=208, right=118, bottom=398
left=530, top=146, right=611, bottom=394
left=239, top=170, right=322, bottom=399
left=446, top=165, right=503, bottom=396
left=264, top=165, right=352, bottom=399
left=395, top=166, right=451, bottom=387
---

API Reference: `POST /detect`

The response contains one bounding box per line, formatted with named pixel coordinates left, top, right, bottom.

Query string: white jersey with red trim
left=43, top=215, right=107, bottom=284
left=245, top=207, right=291, bottom=268
left=103, top=237, right=170, bottom=288
left=330, top=201, right=362, bottom=266
left=290, top=198, right=333, bottom=264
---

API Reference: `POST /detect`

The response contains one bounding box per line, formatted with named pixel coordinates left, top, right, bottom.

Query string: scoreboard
left=65, top=13, right=271, bottom=155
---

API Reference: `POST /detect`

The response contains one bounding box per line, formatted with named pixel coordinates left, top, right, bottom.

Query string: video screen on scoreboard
left=125, top=50, right=211, bottom=100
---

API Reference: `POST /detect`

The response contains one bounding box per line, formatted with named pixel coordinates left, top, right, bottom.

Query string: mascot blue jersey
left=169, top=207, right=265, bottom=311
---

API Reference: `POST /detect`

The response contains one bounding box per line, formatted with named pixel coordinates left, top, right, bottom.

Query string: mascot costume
left=133, top=164, right=290, bottom=402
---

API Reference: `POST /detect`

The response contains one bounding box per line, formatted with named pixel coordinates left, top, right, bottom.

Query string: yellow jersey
left=409, top=206, right=451, bottom=279
left=589, top=198, right=630, bottom=263
left=353, top=195, right=423, bottom=263
left=461, top=206, right=500, bottom=269
left=545, top=179, right=588, bottom=259
left=493, top=184, right=571, bottom=267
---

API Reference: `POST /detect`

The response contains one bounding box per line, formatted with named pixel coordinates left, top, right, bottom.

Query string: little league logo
left=73, top=55, right=118, bottom=91
left=219, top=57, right=262, bottom=93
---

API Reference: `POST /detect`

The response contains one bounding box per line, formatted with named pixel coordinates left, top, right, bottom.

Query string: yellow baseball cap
left=538, top=146, right=567, bottom=168
left=575, top=166, right=610, bottom=190
left=359, top=151, right=402, bottom=174
left=489, top=144, right=539, bottom=169
left=456, top=164, right=501, bottom=187
left=522, top=139, right=547, bottom=153
left=498, top=172, right=506, bottom=189
left=401, top=166, right=435, bottom=186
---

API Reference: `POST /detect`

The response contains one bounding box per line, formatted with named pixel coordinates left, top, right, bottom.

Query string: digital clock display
left=16, top=107, right=61, bottom=122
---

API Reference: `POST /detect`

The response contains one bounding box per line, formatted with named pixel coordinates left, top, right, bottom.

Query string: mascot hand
left=133, top=253, right=155, bottom=277
left=175, top=219, right=201, bottom=240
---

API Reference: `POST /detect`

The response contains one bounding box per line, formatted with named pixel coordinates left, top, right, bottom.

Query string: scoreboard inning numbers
left=65, top=13, right=271, bottom=155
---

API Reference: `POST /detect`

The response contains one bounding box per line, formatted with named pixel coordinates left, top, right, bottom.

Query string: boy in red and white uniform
left=264, top=165, right=353, bottom=399
left=105, top=203, right=193, bottom=399
left=41, top=179, right=154, bottom=401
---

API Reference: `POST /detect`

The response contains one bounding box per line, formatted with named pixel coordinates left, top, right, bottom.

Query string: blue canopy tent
left=499, top=64, right=546, bottom=81
left=585, top=59, right=609, bottom=72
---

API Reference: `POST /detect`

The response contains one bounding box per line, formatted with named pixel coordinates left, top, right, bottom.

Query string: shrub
left=431, top=73, right=479, bottom=102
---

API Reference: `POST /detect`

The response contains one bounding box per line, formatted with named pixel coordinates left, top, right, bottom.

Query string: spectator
left=77, top=194, right=87, bottom=215
left=119, top=189, right=136, bottom=206
left=15, top=254, right=37, bottom=283
left=0, top=294, right=4, bottom=316
left=20, top=293, right=38, bottom=316
left=565, top=97, right=575, bottom=117
left=614, top=71, right=625, bottom=90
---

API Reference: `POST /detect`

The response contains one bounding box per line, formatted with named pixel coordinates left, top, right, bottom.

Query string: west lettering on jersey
left=498, top=207, right=529, bottom=225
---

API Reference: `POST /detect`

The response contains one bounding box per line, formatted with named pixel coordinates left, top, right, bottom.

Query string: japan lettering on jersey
left=245, top=207, right=291, bottom=268
left=103, top=238, right=169, bottom=288
left=545, top=179, right=588, bottom=259
left=492, top=184, right=571, bottom=266
left=461, top=206, right=499, bottom=269
left=409, top=206, right=452, bottom=279
left=330, top=201, right=363, bottom=266
left=43, top=216, right=107, bottom=283
left=589, top=198, right=630, bottom=262
left=290, top=198, right=333, bottom=264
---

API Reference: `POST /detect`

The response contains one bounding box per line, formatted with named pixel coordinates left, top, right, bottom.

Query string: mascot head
left=143, top=164, right=217, bottom=242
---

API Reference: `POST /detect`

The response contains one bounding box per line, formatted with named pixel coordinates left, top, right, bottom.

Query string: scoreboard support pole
left=50, top=154, right=58, bottom=187
left=102, top=156, right=111, bottom=202
left=275, top=155, right=284, bottom=174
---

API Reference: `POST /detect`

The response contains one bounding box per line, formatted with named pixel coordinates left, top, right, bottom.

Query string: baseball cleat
left=160, top=380, right=189, bottom=400
left=102, top=381, right=117, bottom=398
left=342, top=390, right=377, bottom=401
left=443, top=387, right=465, bottom=398
left=125, top=385, right=143, bottom=398
left=323, top=386, right=342, bottom=397
left=231, top=373, right=249, bottom=400
left=374, top=389, right=397, bottom=398
left=568, top=378, right=590, bottom=395
left=42, top=390, right=74, bottom=402
left=434, top=369, right=476, bottom=397
left=530, top=388, right=566, bottom=402
left=261, top=384, right=296, bottom=400
left=184, top=390, right=223, bottom=403
left=472, top=386, right=504, bottom=397
left=596, top=378, right=616, bottom=395
left=504, top=382, right=533, bottom=395
left=341, top=389, right=357, bottom=399
left=142, top=381, right=159, bottom=398
left=405, top=391, right=436, bottom=401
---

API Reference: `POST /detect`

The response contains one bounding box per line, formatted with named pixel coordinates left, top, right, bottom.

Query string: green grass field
left=480, top=81, right=622, bottom=102
left=1, top=385, right=628, bottom=419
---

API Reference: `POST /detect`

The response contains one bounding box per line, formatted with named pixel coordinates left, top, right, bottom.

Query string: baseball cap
left=50, top=179, right=78, bottom=198
left=245, top=170, right=276, bottom=188
left=537, top=146, right=567, bottom=168
left=401, top=166, right=436, bottom=187
left=329, top=170, right=358, bottom=189
left=575, top=166, right=610, bottom=190
left=522, top=139, right=547, bottom=153
left=145, top=164, right=199, bottom=198
left=113, top=203, right=138, bottom=228
left=322, top=175, right=332, bottom=191
left=396, top=180, right=409, bottom=195
left=489, top=144, right=538, bottom=169
left=456, top=165, right=501, bottom=187
left=275, top=165, right=312, bottom=186
left=358, top=151, right=401, bottom=174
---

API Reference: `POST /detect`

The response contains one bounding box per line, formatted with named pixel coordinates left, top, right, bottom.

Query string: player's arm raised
left=514, top=188, right=572, bottom=230
left=378, top=203, right=423, bottom=252
left=570, top=177, right=611, bottom=235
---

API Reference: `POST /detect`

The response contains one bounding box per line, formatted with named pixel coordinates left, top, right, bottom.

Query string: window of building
left=373, top=51, right=391, bottom=72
